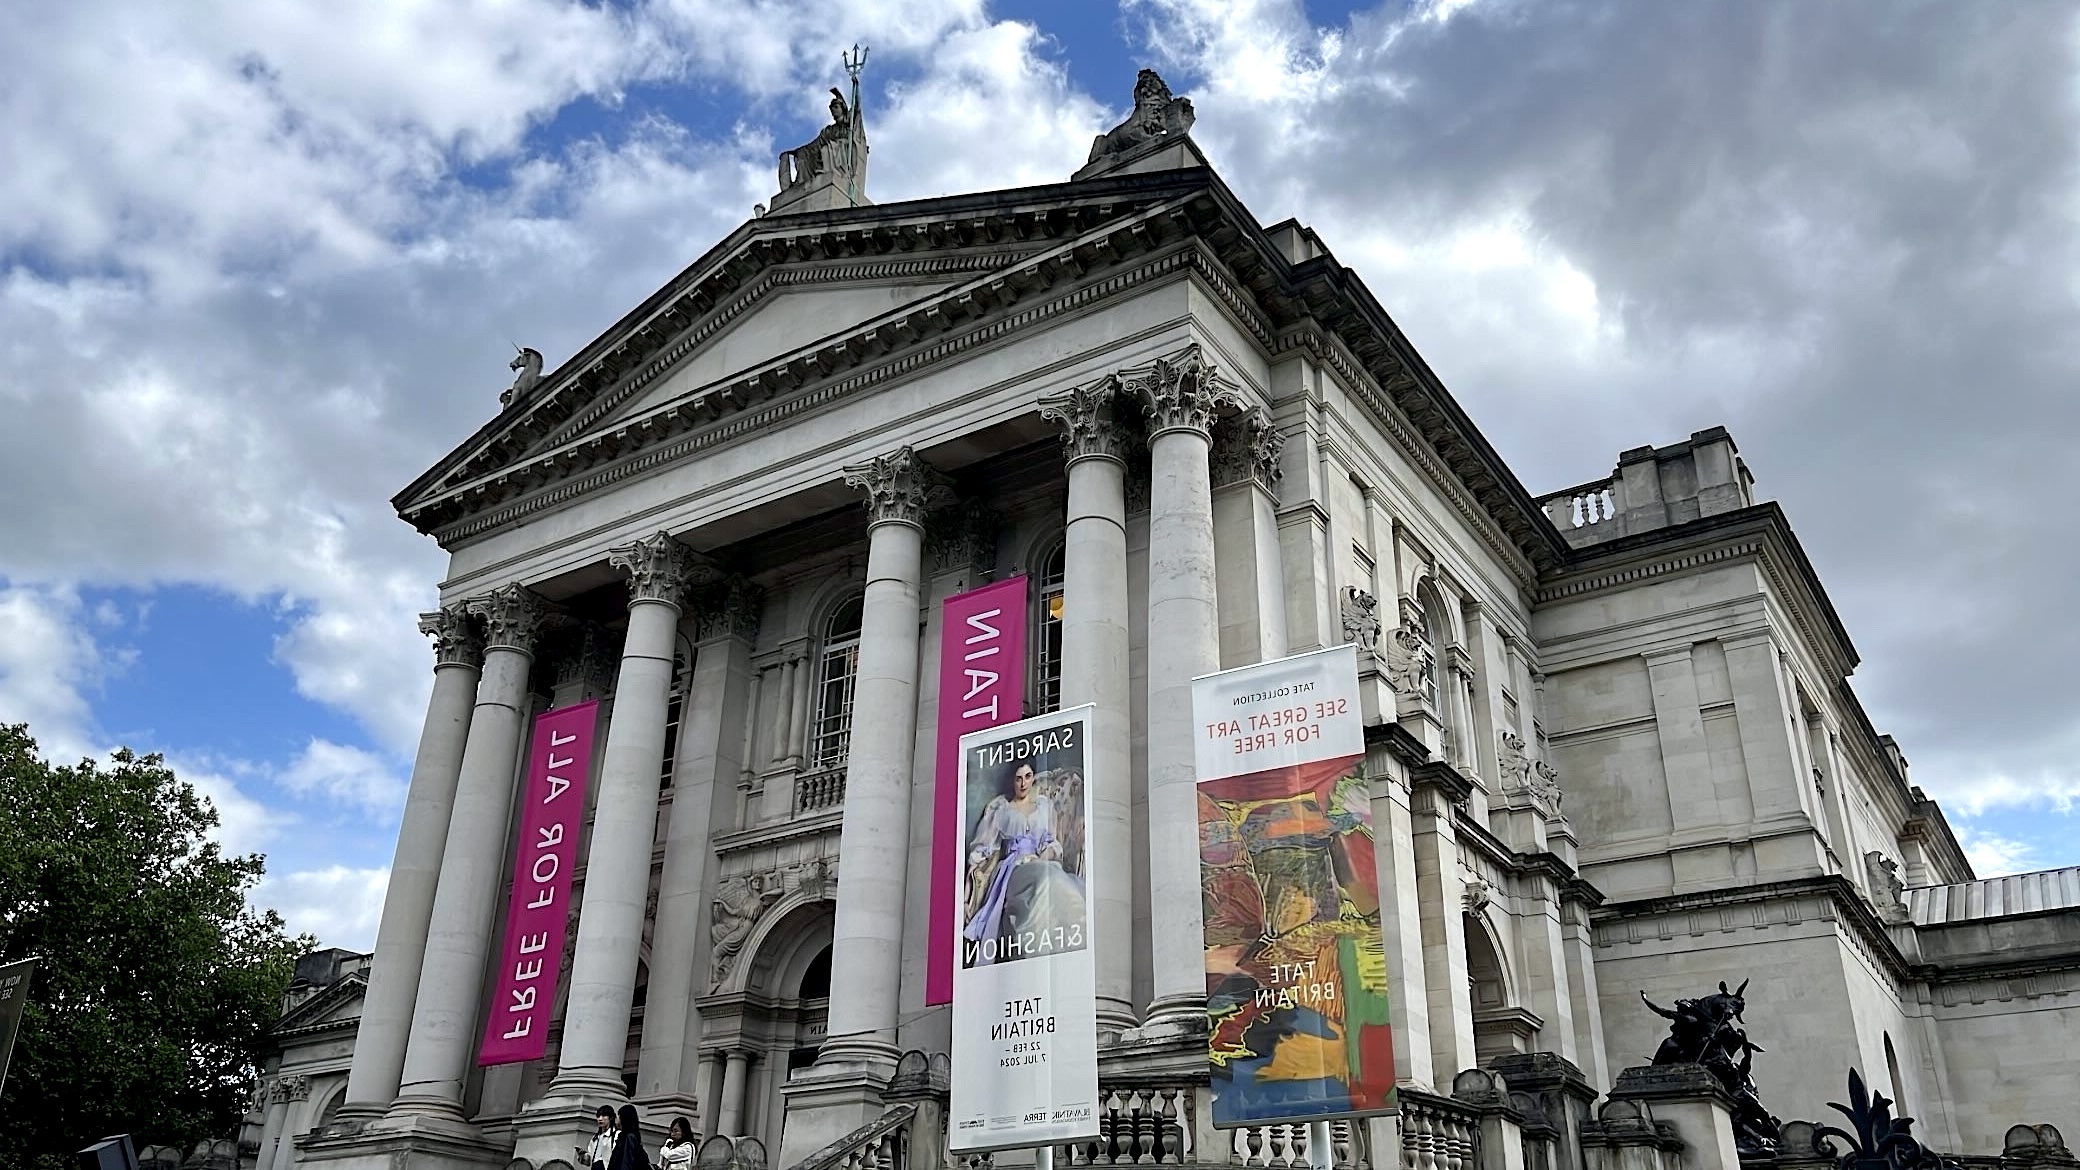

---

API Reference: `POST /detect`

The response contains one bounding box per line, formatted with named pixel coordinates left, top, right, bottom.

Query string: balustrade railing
left=793, top=1102, right=916, bottom=1170
left=795, top=767, right=846, bottom=814
left=1060, top=1084, right=1195, bottom=1165
left=1396, top=1091, right=1480, bottom=1170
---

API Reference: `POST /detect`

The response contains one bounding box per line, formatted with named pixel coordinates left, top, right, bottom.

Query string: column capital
left=609, top=531, right=716, bottom=608
left=842, top=446, right=950, bottom=528
left=1128, top=345, right=1223, bottom=440
left=418, top=605, right=485, bottom=670
left=1211, top=408, right=1284, bottom=492
left=1039, top=378, right=1133, bottom=466
left=694, top=576, right=765, bottom=644
left=552, top=623, right=623, bottom=695
left=466, top=584, right=555, bottom=654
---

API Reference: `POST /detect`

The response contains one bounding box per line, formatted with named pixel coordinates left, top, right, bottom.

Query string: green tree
left=0, top=724, right=311, bottom=1169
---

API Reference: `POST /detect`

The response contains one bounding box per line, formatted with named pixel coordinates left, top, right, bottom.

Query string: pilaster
left=1211, top=407, right=1289, bottom=667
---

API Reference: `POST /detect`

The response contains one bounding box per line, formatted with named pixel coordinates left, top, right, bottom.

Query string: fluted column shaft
left=820, top=447, right=936, bottom=1068
left=1135, top=351, right=1223, bottom=1027
left=340, top=608, right=485, bottom=1117
left=1041, top=380, right=1136, bottom=1031
left=392, top=584, right=550, bottom=1118
left=552, top=533, right=706, bottom=1098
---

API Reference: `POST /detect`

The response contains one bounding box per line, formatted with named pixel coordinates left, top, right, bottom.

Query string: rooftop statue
left=771, top=46, right=870, bottom=213
left=1643, top=979, right=1783, bottom=1154
left=502, top=346, right=543, bottom=407
left=1087, top=68, right=1196, bottom=167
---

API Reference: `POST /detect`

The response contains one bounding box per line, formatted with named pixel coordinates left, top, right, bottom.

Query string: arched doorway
left=699, top=898, right=833, bottom=1151
left=1464, top=912, right=1536, bottom=1063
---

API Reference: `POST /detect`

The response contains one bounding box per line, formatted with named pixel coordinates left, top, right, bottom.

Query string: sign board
left=0, top=955, right=38, bottom=1096
left=1193, top=644, right=1396, bottom=1125
left=478, top=700, right=599, bottom=1065
left=948, top=705, right=1101, bottom=1154
left=928, top=577, right=1029, bottom=1007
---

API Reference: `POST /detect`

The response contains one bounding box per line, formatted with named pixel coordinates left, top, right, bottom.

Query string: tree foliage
left=0, top=724, right=310, bottom=1168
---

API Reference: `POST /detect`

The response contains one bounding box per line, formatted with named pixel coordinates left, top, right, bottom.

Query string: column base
left=1136, top=995, right=1208, bottom=1040
left=298, top=1109, right=510, bottom=1170
left=384, top=1090, right=471, bottom=1125
left=775, top=1058, right=897, bottom=1169
left=328, top=1100, right=389, bottom=1125
left=1095, top=999, right=1138, bottom=1040
left=636, top=1091, right=702, bottom=1126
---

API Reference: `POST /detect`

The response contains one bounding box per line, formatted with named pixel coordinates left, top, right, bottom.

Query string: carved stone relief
left=1339, top=587, right=1380, bottom=651
left=1864, top=851, right=1911, bottom=925
left=708, top=857, right=839, bottom=990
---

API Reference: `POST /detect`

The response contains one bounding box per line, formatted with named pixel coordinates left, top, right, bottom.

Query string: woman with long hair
left=656, top=1116, right=696, bottom=1170
left=962, top=760, right=1086, bottom=965
left=606, top=1104, right=651, bottom=1170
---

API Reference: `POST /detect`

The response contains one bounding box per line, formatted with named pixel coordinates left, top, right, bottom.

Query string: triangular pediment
left=576, top=276, right=970, bottom=441
left=395, top=171, right=1212, bottom=531
left=273, top=972, right=366, bottom=1035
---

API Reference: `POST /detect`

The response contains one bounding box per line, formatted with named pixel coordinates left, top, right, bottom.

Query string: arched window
left=810, top=595, right=864, bottom=769
left=1884, top=1032, right=1908, bottom=1114
left=1033, top=541, right=1066, bottom=714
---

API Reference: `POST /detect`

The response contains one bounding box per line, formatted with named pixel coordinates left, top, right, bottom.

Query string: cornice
left=1592, top=874, right=1911, bottom=987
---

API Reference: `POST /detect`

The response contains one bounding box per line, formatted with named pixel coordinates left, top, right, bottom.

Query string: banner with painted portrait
left=1192, top=645, right=1396, bottom=1126
left=948, top=704, right=1101, bottom=1154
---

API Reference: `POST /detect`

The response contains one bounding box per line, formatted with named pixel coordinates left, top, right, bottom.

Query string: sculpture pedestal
left=1591, top=1066, right=1741, bottom=1170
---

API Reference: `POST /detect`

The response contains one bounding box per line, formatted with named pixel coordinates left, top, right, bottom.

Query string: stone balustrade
left=794, top=767, right=847, bottom=814
left=1538, top=480, right=1618, bottom=538
left=1397, top=1090, right=1482, bottom=1170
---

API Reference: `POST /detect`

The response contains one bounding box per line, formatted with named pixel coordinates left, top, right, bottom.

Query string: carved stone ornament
left=1129, top=346, right=1223, bottom=440
left=1211, top=408, right=1285, bottom=492
left=710, top=872, right=782, bottom=989
left=1863, top=851, right=1911, bottom=925
left=418, top=605, right=484, bottom=670
left=1086, top=68, right=1195, bottom=167
left=1530, top=760, right=1563, bottom=809
left=466, top=583, right=555, bottom=653
left=1497, top=731, right=1534, bottom=788
left=1339, top=587, right=1381, bottom=651
left=1039, top=377, right=1132, bottom=465
left=842, top=446, right=950, bottom=528
left=502, top=346, right=543, bottom=406
left=695, top=576, right=765, bottom=644
left=609, top=530, right=714, bottom=607
left=1381, top=621, right=1436, bottom=703
left=1461, top=876, right=1492, bottom=914
left=552, top=623, right=621, bottom=694
left=709, top=859, right=835, bottom=989
left=926, top=501, right=1001, bottom=577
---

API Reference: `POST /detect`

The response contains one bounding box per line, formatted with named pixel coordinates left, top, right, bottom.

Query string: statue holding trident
left=771, top=45, right=871, bottom=214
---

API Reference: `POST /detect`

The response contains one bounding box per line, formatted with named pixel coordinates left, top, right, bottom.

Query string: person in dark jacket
left=606, top=1103, right=651, bottom=1170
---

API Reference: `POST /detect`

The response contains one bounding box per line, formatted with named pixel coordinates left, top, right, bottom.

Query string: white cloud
left=0, top=584, right=102, bottom=763
left=256, top=864, right=392, bottom=951
left=159, top=752, right=296, bottom=860
left=1953, top=828, right=2037, bottom=880
left=278, top=738, right=409, bottom=819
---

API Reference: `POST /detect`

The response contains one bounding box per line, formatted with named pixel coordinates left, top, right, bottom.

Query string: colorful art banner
left=478, top=700, right=599, bottom=1066
left=927, top=576, right=1029, bottom=1007
left=1192, top=644, right=1396, bottom=1126
left=949, top=705, right=1102, bottom=1154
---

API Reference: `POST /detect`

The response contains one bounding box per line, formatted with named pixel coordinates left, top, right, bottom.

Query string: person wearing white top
left=656, top=1116, right=696, bottom=1170
left=580, top=1105, right=617, bottom=1170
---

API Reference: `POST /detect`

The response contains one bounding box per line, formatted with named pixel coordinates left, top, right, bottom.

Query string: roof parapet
left=1537, top=426, right=1756, bottom=549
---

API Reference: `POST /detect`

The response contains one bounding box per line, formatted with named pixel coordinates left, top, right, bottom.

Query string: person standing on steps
left=656, top=1117, right=696, bottom=1170
left=607, top=1103, right=653, bottom=1170
left=581, top=1105, right=616, bottom=1170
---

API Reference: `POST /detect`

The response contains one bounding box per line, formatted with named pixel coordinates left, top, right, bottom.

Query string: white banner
left=1194, top=643, right=1365, bottom=782
left=949, top=705, right=1102, bottom=1154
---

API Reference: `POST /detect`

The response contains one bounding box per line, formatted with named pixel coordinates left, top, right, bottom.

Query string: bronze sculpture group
left=1642, top=979, right=1783, bottom=1153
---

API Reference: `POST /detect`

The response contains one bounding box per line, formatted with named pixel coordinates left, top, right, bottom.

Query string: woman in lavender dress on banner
left=962, top=760, right=1086, bottom=965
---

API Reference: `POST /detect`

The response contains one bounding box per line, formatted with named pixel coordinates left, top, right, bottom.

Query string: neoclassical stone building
left=295, top=72, right=2079, bottom=1170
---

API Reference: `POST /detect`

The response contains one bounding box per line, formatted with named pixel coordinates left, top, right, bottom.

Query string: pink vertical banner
left=478, top=699, right=599, bottom=1066
left=927, top=577, right=1028, bottom=1006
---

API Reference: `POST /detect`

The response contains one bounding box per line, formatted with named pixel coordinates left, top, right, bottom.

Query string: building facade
left=291, top=71, right=2080, bottom=1170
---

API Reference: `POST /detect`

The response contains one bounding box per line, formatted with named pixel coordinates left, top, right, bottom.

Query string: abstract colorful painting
left=1200, top=753, right=1395, bottom=1125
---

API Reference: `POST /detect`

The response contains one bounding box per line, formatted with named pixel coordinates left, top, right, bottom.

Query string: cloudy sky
left=4, top=0, right=2074, bottom=949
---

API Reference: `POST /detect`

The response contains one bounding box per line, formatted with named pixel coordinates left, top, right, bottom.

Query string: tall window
left=810, top=595, right=864, bottom=768
left=1033, top=541, right=1066, bottom=714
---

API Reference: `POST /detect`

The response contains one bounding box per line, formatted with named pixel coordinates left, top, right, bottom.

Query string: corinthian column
left=1211, top=408, right=1289, bottom=666
left=549, top=533, right=710, bottom=1100
left=391, top=584, right=552, bottom=1120
left=339, top=606, right=483, bottom=1119
left=1039, top=379, right=1136, bottom=1032
left=819, top=448, right=941, bottom=1069
left=1134, top=348, right=1223, bottom=1032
